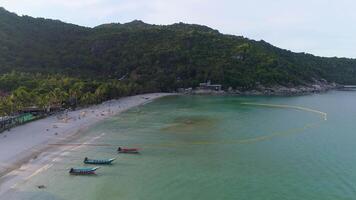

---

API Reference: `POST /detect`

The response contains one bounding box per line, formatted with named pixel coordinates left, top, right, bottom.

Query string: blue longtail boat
left=84, top=157, right=116, bottom=165
left=69, top=167, right=99, bottom=175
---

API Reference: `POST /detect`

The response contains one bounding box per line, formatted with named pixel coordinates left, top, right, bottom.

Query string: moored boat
left=69, top=167, right=99, bottom=175
left=84, top=157, right=116, bottom=165
left=117, top=147, right=140, bottom=154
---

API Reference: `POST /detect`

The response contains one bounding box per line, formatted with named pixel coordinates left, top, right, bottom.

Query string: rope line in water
left=241, top=102, right=328, bottom=120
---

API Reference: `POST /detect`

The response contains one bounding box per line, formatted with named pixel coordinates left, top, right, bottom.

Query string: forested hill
left=1, top=7, right=356, bottom=92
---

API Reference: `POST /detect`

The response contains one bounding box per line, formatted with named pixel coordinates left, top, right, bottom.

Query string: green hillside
left=0, top=7, right=356, bottom=115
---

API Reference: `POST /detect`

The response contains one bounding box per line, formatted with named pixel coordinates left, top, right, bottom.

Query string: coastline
left=183, top=80, right=343, bottom=96
left=0, top=93, right=174, bottom=195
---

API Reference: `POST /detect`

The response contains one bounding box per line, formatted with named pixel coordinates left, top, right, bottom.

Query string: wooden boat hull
left=69, top=167, right=99, bottom=175
left=84, top=158, right=115, bottom=165
left=118, top=150, right=139, bottom=154
left=70, top=171, right=96, bottom=175
left=117, top=148, right=140, bottom=154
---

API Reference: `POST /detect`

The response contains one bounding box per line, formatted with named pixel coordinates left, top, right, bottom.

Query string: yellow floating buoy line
left=241, top=102, right=328, bottom=121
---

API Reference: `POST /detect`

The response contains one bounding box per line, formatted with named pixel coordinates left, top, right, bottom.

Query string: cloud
left=3, top=0, right=103, bottom=8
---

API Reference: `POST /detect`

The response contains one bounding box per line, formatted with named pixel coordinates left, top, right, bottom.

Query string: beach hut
left=20, top=106, right=46, bottom=116
left=0, top=116, right=13, bottom=132
left=0, top=113, right=35, bottom=133
left=198, top=80, right=222, bottom=91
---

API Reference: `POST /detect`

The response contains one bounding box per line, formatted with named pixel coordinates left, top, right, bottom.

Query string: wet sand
left=0, top=93, right=174, bottom=195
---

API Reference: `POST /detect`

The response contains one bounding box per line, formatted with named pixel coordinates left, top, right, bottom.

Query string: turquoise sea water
left=5, top=91, right=356, bottom=200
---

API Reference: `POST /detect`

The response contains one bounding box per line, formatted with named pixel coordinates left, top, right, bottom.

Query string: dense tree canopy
left=1, top=7, right=356, bottom=116
left=1, top=7, right=356, bottom=87
left=0, top=72, right=143, bottom=116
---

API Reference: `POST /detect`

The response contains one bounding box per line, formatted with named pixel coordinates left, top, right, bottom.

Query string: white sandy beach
left=0, top=93, right=173, bottom=196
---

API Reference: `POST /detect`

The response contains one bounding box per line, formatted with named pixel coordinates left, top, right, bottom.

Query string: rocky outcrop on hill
left=181, top=80, right=342, bottom=96
left=231, top=80, right=341, bottom=96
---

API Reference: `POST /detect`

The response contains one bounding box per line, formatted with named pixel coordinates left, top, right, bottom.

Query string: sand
left=0, top=93, right=173, bottom=195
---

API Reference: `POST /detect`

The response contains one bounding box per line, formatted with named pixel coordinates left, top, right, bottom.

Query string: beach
left=1, top=91, right=356, bottom=199
left=0, top=93, right=173, bottom=196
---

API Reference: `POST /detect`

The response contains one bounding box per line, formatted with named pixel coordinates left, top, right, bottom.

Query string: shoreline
left=181, top=81, right=346, bottom=96
left=0, top=93, right=174, bottom=195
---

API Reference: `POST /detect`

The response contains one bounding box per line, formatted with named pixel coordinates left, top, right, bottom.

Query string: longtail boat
left=69, top=167, right=99, bottom=175
left=84, top=157, right=115, bottom=165
left=117, top=147, right=140, bottom=154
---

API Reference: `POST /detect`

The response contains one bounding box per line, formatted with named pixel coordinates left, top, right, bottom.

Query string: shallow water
left=5, top=91, right=356, bottom=200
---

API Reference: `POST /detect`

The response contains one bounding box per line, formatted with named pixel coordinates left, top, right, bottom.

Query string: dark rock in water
left=37, top=185, right=46, bottom=189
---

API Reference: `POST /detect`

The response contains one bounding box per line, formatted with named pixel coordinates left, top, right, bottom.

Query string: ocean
left=6, top=91, right=356, bottom=200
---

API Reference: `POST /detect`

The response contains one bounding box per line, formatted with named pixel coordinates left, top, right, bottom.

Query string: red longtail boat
left=117, top=147, right=140, bottom=154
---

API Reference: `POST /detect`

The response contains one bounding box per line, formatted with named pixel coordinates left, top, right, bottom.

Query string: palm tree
left=49, top=88, right=68, bottom=107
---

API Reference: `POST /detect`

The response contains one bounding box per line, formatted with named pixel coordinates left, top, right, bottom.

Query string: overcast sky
left=1, top=0, right=355, bottom=58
